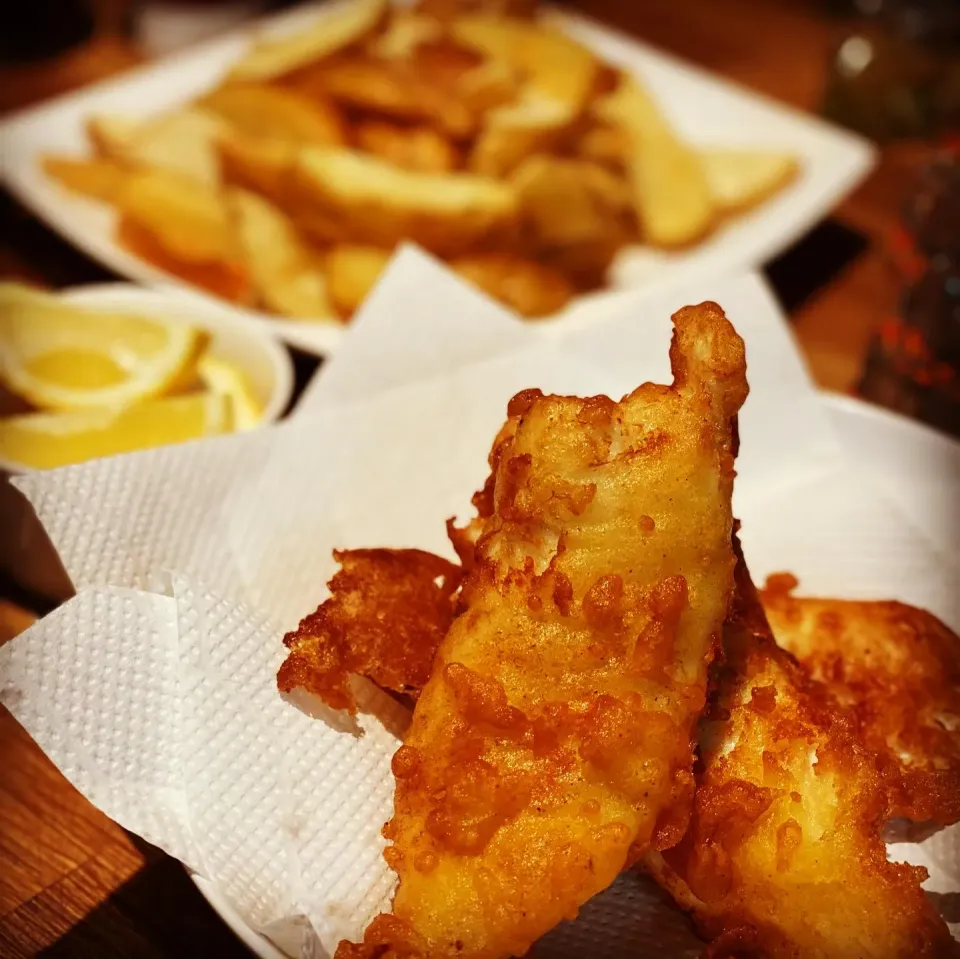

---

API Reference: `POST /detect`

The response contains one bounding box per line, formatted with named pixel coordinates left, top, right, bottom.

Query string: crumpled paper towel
left=1, top=248, right=957, bottom=957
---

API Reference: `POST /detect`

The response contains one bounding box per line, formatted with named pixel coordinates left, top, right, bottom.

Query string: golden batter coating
left=650, top=546, right=957, bottom=959
left=761, top=576, right=960, bottom=826
left=337, top=302, right=747, bottom=959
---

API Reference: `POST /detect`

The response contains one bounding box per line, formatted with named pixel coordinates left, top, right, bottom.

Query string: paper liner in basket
left=2, top=249, right=958, bottom=956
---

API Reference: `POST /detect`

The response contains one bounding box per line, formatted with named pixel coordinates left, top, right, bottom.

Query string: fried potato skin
left=653, top=547, right=957, bottom=959
left=42, top=155, right=129, bottom=203
left=597, top=74, right=715, bottom=248
left=290, top=147, right=518, bottom=257
left=201, top=83, right=345, bottom=146
left=294, top=54, right=475, bottom=139
left=338, top=302, right=747, bottom=959
left=353, top=121, right=460, bottom=173
left=451, top=251, right=574, bottom=317
left=116, top=218, right=252, bottom=304
left=761, top=576, right=960, bottom=826
left=278, top=549, right=462, bottom=714
left=326, top=244, right=394, bottom=317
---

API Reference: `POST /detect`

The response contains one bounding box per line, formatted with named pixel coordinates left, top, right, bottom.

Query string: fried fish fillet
left=650, top=544, right=957, bottom=959
left=336, top=302, right=748, bottom=959
left=761, top=575, right=960, bottom=827
left=278, top=549, right=462, bottom=714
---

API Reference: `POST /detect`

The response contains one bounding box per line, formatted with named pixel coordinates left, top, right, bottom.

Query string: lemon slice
left=0, top=392, right=232, bottom=470
left=196, top=354, right=264, bottom=431
left=0, top=283, right=206, bottom=411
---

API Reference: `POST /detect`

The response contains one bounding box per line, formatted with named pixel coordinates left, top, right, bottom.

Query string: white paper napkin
left=2, top=250, right=957, bottom=957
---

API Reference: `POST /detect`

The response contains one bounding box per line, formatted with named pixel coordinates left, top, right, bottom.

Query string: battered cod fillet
left=650, top=543, right=957, bottom=959
left=761, top=576, right=960, bottom=826
left=336, top=303, right=748, bottom=959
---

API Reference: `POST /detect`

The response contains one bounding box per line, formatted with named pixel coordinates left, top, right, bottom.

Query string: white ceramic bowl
left=0, top=283, right=295, bottom=599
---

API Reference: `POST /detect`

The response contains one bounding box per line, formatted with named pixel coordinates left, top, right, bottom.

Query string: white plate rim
left=0, top=1, right=876, bottom=357
left=186, top=390, right=958, bottom=958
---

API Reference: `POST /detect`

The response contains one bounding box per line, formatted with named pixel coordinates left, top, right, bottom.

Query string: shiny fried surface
left=761, top=575, right=960, bottom=826
left=277, top=549, right=462, bottom=714
left=653, top=549, right=956, bottom=959
left=337, top=302, right=747, bottom=959
left=450, top=251, right=575, bottom=317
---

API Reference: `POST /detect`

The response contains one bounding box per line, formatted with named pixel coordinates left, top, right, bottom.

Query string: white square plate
left=0, top=0, right=876, bottom=355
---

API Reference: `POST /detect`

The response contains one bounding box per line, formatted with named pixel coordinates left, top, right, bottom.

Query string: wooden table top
left=0, top=1, right=941, bottom=956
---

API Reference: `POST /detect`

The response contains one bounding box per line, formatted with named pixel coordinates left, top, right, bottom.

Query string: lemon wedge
left=196, top=354, right=264, bottom=431
left=0, top=392, right=232, bottom=470
left=0, top=283, right=206, bottom=411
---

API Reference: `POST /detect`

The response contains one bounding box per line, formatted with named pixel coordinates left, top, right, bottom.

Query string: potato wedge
left=419, top=0, right=538, bottom=17
left=451, top=15, right=599, bottom=117
left=573, top=123, right=627, bottom=169
left=87, top=108, right=226, bottom=187
left=86, top=114, right=140, bottom=158
left=451, top=251, right=573, bottom=317
left=510, top=153, right=633, bottom=247
left=227, top=188, right=335, bottom=320
left=217, top=129, right=298, bottom=205
left=326, top=244, right=393, bottom=317
left=701, top=148, right=799, bottom=213
left=596, top=74, right=715, bottom=247
left=295, top=54, right=475, bottom=139
left=354, top=120, right=458, bottom=173
left=469, top=93, right=570, bottom=177
left=42, top=156, right=129, bottom=202
left=228, top=0, right=388, bottom=82
left=290, top=147, right=517, bottom=256
left=201, top=83, right=345, bottom=146
left=117, top=218, right=252, bottom=304
left=454, top=57, right=519, bottom=114
left=115, top=168, right=237, bottom=265
left=369, top=10, right=444, bottom=59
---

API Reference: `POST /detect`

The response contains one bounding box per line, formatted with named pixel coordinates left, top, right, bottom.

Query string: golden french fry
left=596, top=74, right=715, bottom=248
left=700, top=148, right=799, bottom=213
left=469, top=93, right=570, bottom=177
left=217, top=129, right=298, bottom=205
left=86, top=114, right=140, bottom=158
left=451, top=15, right=599, bottom=117
left=87, top=108, right=226, bottom=187
left=326, top=244, right=393, bottom=317
left=354, top=120, right=459, bottom=173
left=227, top=188, right=336, bottom=320
left=510, top=153, right=633, bottom=247
left=418, top=0, right=538, bottom=17
left=115, top=168, right=237, bottom=265
left=290, top=147, right=518, bottom=257
left=454, top=57, right=519, bottom=114
left=42, top=155, right=130, bottom=202
left=295, top=54, right=475, bottom=139
left=228, top=0, right=388, bottom=82
left=573, top=123, right=627, bottom=168
left=201, top=83, right=345, bottom=146
left=117, top=217, right=252, bottom=305
left=368, top=10, right=444, bottom=59
left=451, top=250, right=574, bottom=317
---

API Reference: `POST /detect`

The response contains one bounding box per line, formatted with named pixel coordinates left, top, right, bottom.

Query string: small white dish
left=0, top=0, right=876, bottom=356
left=0, top=283, right=294, bottom=598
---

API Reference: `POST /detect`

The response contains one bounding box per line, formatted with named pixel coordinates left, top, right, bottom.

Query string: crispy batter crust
left=277, top=548, right=462, bottom=714
left=337, top=302, right=747, bottom=959
left=651, top=544, right=957, bottom=959
left=761, top=575, right=960, bottom=826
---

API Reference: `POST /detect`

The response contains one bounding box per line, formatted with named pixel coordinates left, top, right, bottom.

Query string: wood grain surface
left=0, top=0, right=935, bottom=955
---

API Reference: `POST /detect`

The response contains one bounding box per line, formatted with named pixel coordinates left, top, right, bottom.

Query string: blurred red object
left=859, top=143, right=960, bottom=436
